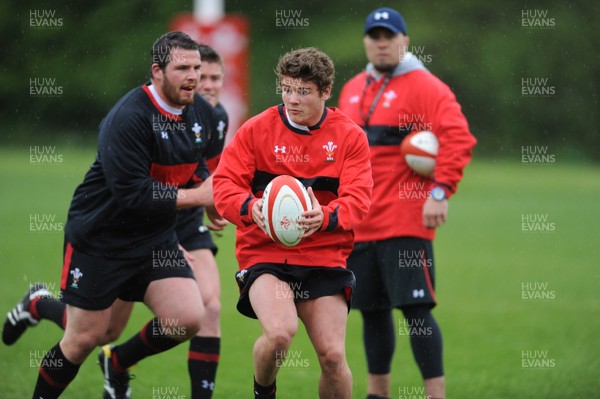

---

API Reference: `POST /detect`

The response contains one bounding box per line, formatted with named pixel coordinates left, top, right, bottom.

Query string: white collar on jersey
left=285, top=108, right=309, bottom=131
left=147, top=84, right=183, bottom=115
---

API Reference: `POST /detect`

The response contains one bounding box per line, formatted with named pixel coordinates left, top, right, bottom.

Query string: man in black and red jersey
left=4, top=42, right=228, bottom=399
left=213, top=47, right=373, bottom=399
left=28, top=31, right=222, bottom=399
left=338, top=7, right=477, bottom=399
left=100, top=45, right=228, bottom=399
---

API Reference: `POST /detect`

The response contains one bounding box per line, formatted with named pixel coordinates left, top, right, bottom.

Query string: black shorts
left=60, top=238, right=195, bottom=311
left=176, top=207, right=218, bottom=254
left=234, top=263, right=356, bottom=319
left=346, top=237, right=437, bottom=311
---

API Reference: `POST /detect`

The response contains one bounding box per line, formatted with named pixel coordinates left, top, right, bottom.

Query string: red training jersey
left=339, top=60, right=476, bottom=242
left=214, top=104, right=373, bottom=271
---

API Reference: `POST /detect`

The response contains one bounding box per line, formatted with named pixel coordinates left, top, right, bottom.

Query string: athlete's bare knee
left=182, top=308, right=204, bottom=338
left=64, top=330, right=104, bottom=356
left=318, top=346, right=347, bottom=375
left=265, top=324, right=296, bottom=350
left=103, top=327, right=122, bottom=343
left=203, top=296, right=221, bottom=320
left=198, top=299, right=221, bottom=336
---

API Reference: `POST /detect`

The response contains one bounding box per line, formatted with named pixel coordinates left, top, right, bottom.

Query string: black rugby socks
left=188, top=336, right=221, bottom=398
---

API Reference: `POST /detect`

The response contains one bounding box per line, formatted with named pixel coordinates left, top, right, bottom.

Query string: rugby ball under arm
left=400, top=130, right=439, bottom=177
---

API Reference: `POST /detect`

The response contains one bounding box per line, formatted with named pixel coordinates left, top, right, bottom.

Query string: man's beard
left=162, top=75, right=194, bottom=106
left=374, top=63, right=398, bottom=74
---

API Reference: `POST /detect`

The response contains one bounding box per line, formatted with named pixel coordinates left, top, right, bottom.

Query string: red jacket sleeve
left=320, top=125, right=373, bottom=231
left=213, top=124, right=258, bottom=227
left=416, top=75, right=477, bottom=198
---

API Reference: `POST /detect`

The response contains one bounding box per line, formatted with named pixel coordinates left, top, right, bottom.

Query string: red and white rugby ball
left=262, top=175, right=312, bottom=247
left=400, top=130, right=439, bottom=177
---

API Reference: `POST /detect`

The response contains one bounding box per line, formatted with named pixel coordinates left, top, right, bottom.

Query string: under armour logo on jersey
left=274, top=145, right=286, bottom=154
left=413, top=289, right=425, bottom=298
left=161, top=131, right=169, bottom=139
left=374, top=11, right=390, bottom=20
left=349, top=95, right=359, bottom=104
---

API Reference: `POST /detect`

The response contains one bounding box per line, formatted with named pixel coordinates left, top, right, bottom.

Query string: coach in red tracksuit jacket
left=214, top=47, right=372, bottom=399
left=338, top=7, right=476, bottom=399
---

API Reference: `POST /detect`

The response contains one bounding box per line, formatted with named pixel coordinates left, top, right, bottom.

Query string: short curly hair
left=276, top=47, right=335, bottom=94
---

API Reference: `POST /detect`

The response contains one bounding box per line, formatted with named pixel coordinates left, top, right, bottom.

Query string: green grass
left=0, top=147, right=598, bottom=398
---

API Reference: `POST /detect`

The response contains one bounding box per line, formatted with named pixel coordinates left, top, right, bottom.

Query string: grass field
left=0, top=146, right=598, bottom=398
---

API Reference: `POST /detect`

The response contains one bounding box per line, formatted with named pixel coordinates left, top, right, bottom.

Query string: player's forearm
left=212, top=152, right=257, bottom=226
left=322, top=140, right=373, bottom=231
left=321, top=191, right=371, bottom=232
left=213, top=184, right=258, bottom=227
left=176, top=175, right=214, bottom=209
left=321, top=171, right=373, bottom=231
left=428, top=89, right=476, bottom=196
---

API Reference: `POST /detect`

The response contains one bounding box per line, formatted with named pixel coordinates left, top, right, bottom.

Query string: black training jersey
left=65, top=83, right=219, bottom=258
left=175, top=101, right=228, bottom=232
left=175, top=102, right=228, bottom=238
left=205, top=102, right=229, bottom=173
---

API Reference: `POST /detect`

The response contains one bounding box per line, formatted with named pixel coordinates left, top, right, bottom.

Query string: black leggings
left=361, top=305, right=444, bottom=379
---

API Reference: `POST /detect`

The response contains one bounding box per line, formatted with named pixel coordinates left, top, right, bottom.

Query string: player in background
left=213, top=47, right=373, bottom=399
left=17, top=31, right=223, bottom=399
left=176, top=43, right=229, bottom=399
left=3, top=43, right=229, bottom=399
left=338, top=7, right=476, bottom=399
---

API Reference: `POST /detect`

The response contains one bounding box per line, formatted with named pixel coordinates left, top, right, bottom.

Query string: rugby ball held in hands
left=262, top=175, right=312, bottom=247
left=400, top=130, right=439, bottom=177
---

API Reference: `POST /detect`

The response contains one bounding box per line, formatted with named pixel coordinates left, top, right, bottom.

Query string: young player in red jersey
left=339, top=8, right=477, bottom=399
left=213, top=47, right=373, bottom=399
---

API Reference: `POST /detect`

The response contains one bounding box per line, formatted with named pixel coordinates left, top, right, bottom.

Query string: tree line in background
left=1, top=0, right=598, bottom=160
